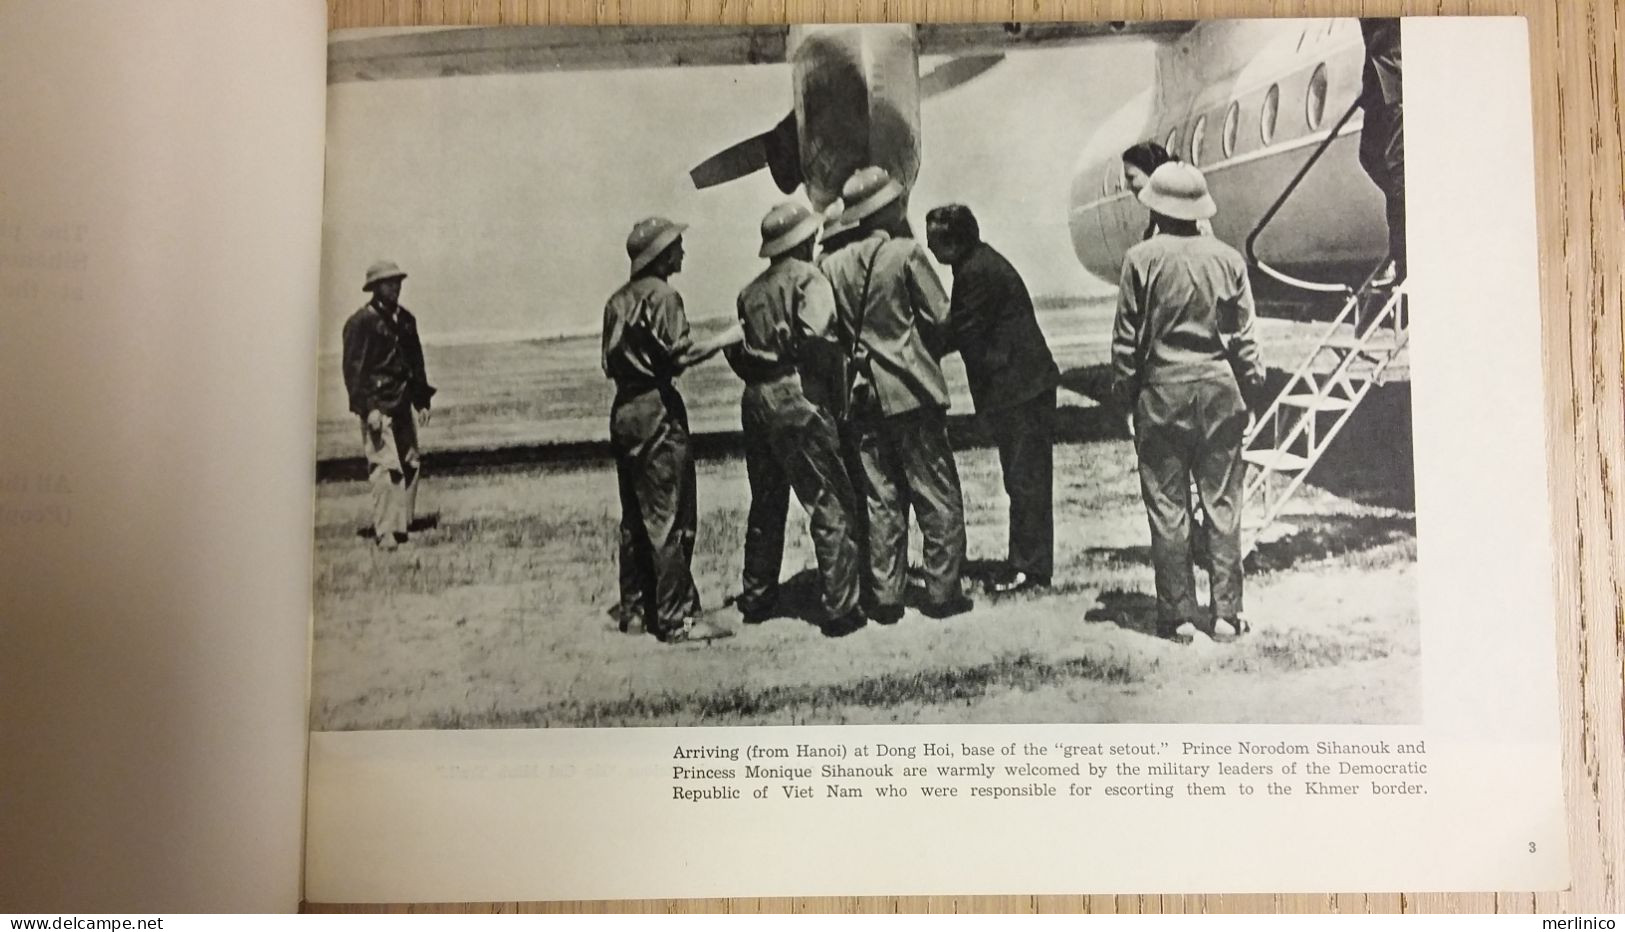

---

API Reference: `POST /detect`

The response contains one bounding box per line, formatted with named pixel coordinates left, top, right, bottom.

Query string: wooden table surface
left=317, top=0, right=1624, bottom=914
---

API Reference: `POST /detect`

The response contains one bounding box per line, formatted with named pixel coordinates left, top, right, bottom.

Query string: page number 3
left=1528, top=842, right=1537, bottom=853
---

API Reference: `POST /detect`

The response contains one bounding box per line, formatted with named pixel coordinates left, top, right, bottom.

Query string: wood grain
left=314, top=0, right=1625, bottom=914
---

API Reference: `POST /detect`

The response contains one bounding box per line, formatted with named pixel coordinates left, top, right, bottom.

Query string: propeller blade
left=919, top=54, right=1006, bottom=99
left=689, top=135, right=769, bottom=189
left=689, top=112, right=802, bottom=193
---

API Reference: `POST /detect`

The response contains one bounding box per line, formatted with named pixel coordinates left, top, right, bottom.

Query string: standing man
left=816, top=197, right=874, bottom=609
left=726, top=202, right=865, bottom=637
left=1359, top=18, right=1405, bottom=282
left=925, top=205, right=1060, bottom=595
left=342, top=260, right=435, bottom=551
left=1111, top=164, right=1264, bottom=643
left=823, top=166, right=971, bottom=622
left=603, top=217, right=733, bottom=645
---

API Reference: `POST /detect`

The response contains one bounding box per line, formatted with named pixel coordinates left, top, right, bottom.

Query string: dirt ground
left=310, top=439, right=1418, bottom=729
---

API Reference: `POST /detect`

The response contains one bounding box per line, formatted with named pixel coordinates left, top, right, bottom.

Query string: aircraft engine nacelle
left=789, top=24, right=921, bottom=211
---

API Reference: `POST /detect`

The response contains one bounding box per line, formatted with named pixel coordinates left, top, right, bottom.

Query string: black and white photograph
left=311, top=18, right=1416, bottom=730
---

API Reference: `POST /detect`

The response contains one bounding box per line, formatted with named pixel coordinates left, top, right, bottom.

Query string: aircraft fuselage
left=1068, top=19, right=1388, bottom=311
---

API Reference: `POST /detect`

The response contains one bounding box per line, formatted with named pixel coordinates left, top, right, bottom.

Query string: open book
left=0, top=2, right=1567, bottom=911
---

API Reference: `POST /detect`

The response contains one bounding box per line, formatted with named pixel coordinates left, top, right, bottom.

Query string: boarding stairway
left=1235, top=97, right=1408, bottom=554
left=1238, top=277, right=1408, bottom=552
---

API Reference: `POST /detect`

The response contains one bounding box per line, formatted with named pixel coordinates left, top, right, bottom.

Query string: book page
left=0, top=0, right=327, bottom=912
left=305, top=17, right=1565, bottom=901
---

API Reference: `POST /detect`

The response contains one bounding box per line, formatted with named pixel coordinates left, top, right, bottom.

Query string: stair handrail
left=1244, top=97, right=1365, bottom=296
left=1244, top=255, right=1396, bottom=452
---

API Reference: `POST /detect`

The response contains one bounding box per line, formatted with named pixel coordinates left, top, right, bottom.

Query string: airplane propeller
left=686, top=52, right=1005, bottom=193
left=918, top=53, right=1005, bottom=98
left=689, top=111, right=802, bottom=193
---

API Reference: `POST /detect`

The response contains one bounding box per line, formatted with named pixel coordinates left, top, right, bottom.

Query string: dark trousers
left=1359, top=101, right=1406, bottom=277
left=1133, top=378, right=1248, bottom=625
left=856, top=405, right=967, bottom=607
left=739, top=378, right=861, bottom=621
left=987, top=387, right=1055, bottom=579
left=611, top=386, right=700, bottom=635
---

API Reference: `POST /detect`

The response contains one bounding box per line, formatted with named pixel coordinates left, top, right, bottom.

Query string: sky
left=319, top=36, right=1152, bottom=346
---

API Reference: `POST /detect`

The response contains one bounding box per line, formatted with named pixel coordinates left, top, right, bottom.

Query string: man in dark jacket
left=926, top=205, right=1060, bottom=594
left=342, top=261, right=436, bottom=550
left=1359, top=17, right=1405, bottom=281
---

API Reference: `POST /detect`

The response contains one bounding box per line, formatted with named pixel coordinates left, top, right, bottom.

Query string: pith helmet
left=363, top=260, right=407, bottom=291
left=822, top=199, right=858, bottom=239
left=758, top=201, right=821, bottom=258
left=1138, top=162, right=1217, bottom=221
left=626, top=216, right=688, bottom=277
left=839, top=166, right=904, bottom=224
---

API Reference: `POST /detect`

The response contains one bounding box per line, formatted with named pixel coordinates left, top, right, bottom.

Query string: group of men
left=340, top=157, right=1269, bottom=649
left=601, top=166, right=1061, bottom=644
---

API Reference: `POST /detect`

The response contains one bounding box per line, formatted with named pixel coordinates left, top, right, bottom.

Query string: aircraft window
left=1306, top=63, right=1329, bottom=130
left=1164, top=126, right=1179, bottom=155
left=1222, top=101, right=1240, bottom=157
left=1190, top=115, right=1206, bottom=165
left=1260, top=84, right=1280, bottom=145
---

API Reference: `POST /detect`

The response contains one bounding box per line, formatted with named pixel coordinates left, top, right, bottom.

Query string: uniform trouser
left=856, top=405, right=967, bottom=607
left=1133, top=378, right=1248, bottom=625
left=611, top=385, right=701, bottom=635
left=987, top=387, right=1056, bottom=579
left=1359, top=101, right=1406, bottom=277
left=739, top=377, right=861, bottom=621
left=362, top=406, right=420, bottom=540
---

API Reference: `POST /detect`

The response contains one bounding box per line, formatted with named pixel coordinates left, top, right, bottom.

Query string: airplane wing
left=328, top=26, right=790, bottom=83
left=915, top=20, right=1194, bottom=55
left=327, top=21, right=1194, bottom=84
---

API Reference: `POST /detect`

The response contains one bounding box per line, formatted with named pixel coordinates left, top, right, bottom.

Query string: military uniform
left=815, top=202, right=874, bottom=609
left=603, top=275, right=702, bottom=638
left=341, top=264, right=435, bottom=548
left=823, top=226, right=967, bottom=612
left=1113, top=227, right=1263, bottom=631
left=943, top=241, right=1060, bottom=583
left=727, top=239, right=861, bottom=625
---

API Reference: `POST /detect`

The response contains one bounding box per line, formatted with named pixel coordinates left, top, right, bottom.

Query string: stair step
left=1323, top=332, right=1401, bottom=352
left=1279, top=393, right=1355, bottom=412
left=1243, top=449, right=1311, bottom=471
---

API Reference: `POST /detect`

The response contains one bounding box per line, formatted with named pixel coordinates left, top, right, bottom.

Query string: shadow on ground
left=1084, top=589, right=1162, bottom=638
left=1083, top=512, right=1414, bottom=577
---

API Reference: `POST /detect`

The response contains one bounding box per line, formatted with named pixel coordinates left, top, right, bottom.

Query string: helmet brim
left=363, top=272, right=407, bottom=291
left=759, top=215, right=822, bottom=258
left=840, top=179, right=903, bottom=224
left=629, top=223, right=688, bottom=277
left=1138, top=186, right=1217, bottom=221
